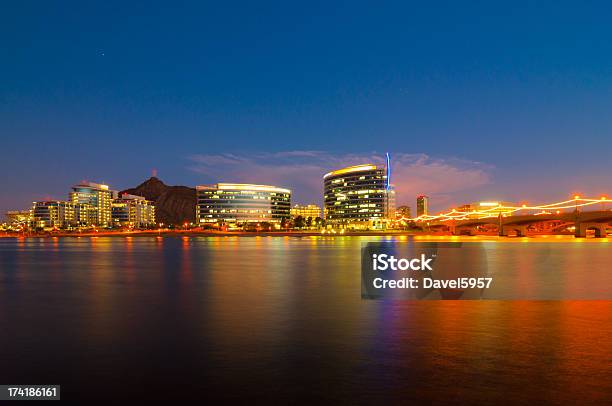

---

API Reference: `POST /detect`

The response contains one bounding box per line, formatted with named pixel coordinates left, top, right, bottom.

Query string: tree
left=281, top=217, right=291, bottom=229
left=294, top=215, right=305, bottom=229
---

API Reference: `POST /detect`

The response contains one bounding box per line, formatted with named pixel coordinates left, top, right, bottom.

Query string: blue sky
left=2, top=1, right=612, bottom=215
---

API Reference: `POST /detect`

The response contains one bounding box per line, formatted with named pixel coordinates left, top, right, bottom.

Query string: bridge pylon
left=575, top=222, right=608, bottom=238
left=500, top=224, right=529, bottom=237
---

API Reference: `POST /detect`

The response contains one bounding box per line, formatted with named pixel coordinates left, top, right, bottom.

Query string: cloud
left=188, top=151, right=492, bottom=209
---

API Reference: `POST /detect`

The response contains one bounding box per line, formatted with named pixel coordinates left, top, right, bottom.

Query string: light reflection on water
left=0, top=236, right=610, bottom=402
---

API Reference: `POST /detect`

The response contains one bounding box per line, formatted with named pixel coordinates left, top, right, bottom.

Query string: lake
left=0, top=236, right=610, bottom=401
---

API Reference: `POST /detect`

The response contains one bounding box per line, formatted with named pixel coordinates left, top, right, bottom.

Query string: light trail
left=403, top=196, right=611, bottom=223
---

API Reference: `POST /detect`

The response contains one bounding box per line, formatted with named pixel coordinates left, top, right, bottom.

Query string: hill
left=121, top=177, right=196, bottom=225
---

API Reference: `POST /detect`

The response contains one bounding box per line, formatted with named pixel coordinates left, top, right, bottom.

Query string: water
left=0, top=236, right=610, bottom=402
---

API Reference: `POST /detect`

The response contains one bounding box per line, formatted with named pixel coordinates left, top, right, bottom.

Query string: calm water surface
left=0, top=236, right=610, bottom=402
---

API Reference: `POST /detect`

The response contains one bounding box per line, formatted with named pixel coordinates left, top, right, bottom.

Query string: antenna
left=152, top=168, right=158, bottom=177
left=385, top=152, right=391, bottom=191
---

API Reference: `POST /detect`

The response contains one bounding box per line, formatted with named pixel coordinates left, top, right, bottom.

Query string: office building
left=73, top=203, right=95, bottom=227
left=416, top=195, right=429, bottom=217
left=30, top=201, right=74, bottom=229
left=196, top=183, right=291, bottom=225
left=395, top=205, right=412, bottom=219
left=69, top=182, right=114, bottom=227
left=323, top=164, right=392, bottom=229
left=5, top=210, right=31, bottom=226
left=290, top=204, right=321, bottom=219
left=112, top=193, right=156, bottom=228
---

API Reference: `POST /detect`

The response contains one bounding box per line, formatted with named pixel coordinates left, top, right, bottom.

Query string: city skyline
left=7, top=167, right=612, bottom=224
left=3, top=153, right=612, bottom=220
left=3, top=2, right=612, bottom=215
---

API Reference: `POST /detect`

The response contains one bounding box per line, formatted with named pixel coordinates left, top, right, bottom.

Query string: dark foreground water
left=0, top=236, right=610, bottom=402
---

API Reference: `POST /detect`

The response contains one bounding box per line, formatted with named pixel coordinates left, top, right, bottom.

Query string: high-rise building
left=323, top=164, right=392, bottom=229
left=30, top=201, right=75, bottom=229
left=196, top=183, right=291, bottom=226
left=416, top=195, right=429, bottom=217
left=69, top=182, right=114, bottom=227
left=290, top=204, right=321, bottom=219
left=112, top=193, right=156, bottom=228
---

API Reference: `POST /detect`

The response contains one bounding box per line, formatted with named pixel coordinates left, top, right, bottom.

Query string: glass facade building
left=323, top=164, right=392, bottom=229
left=196, top=183, right=291, bottom=225
left=69, top=182, right=114, bottom=227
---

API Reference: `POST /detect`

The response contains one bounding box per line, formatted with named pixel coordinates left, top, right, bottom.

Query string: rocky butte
left=121, top=177, right=196, bottom=226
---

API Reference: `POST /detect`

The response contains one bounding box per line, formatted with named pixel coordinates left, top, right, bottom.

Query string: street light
left=574, top=195, right=580, bottom=213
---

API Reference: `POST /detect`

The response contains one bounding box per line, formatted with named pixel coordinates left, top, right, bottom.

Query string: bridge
left=406, top=197, right=612, bottom=238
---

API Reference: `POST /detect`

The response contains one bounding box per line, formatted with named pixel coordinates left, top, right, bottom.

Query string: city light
left=323, top=164, right=378, bottom=179
left=385, top=153, right=391, bottom=192
left=215, top=183, right=292, bottom=194
left=406, top=196, right=612, bottom=223
left=401, top=195, right=612, bottom=222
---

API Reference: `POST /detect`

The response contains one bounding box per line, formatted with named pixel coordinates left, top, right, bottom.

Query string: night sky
left=2, top=1, right=612, bottom=216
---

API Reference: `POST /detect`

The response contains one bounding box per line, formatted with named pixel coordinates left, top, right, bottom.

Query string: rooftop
left=323, top=164, right=378, bottom=179
left=196, top=183, right=291, bottom=194
left=73, top=181, right=110, bottom=191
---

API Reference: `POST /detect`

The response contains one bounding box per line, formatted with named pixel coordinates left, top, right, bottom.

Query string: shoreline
left=0, top=230, right=431, bottom=238
left=0, top=230, right=579, bottom=239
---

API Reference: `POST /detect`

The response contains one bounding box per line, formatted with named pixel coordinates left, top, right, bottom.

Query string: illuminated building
left=196, top=183, right=291, bottom=225
left=290, top=204, right=321, bottom=219
left=456, top=204, right=472, bottom=213
left=69, top=182, right=114, bottom=227
left=30, top=201, right=74, bottom=229
left=112, top=193, right=156, bottom=228
left=396, top=205, right=411, bottom=219
left=73, top=203, right=95, bottom=227
left=384, top=153, right=396, bottom=220
left=387, top=185, right=396, bottom=220
left=323, top=164, right=392, bottom=229
left=5, top=210, right=31, bottom=226
left=456, top=201, right=516, bottom=218
left=416, top=195, right=429, bottom=217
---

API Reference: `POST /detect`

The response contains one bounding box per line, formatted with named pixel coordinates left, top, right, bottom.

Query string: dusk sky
left=3, top=1, right=612, bottom=216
